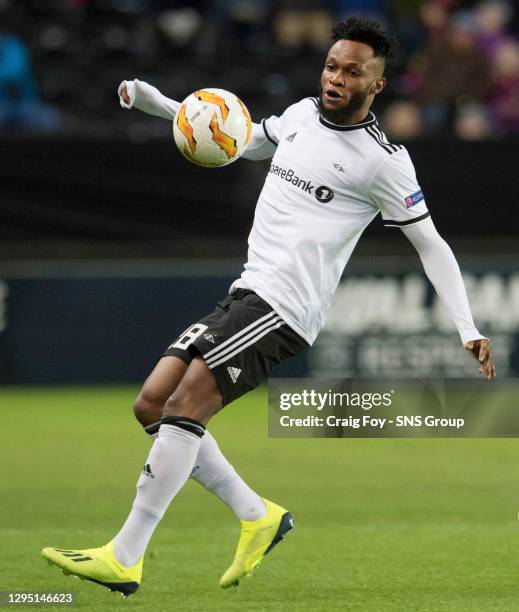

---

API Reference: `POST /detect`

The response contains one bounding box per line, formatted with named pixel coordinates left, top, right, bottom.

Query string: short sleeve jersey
left=230, top=97, right=429, bottom=345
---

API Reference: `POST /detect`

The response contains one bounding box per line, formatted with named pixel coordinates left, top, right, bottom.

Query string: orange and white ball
left=173, top=88, right=251, bottom=167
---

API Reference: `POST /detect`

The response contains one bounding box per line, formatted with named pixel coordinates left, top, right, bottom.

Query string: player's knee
left=133, top=392, right=163, bottom=426
left=163, top=387, right=195, bottom=417
left=163, top=384, right=221, bottom=421
left=132, top=395, right=150, bottom=425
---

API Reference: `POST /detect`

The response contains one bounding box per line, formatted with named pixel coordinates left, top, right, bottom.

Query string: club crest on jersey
left=333, top=162, right=345, bottom=172
left=405, top=189, right=424, bottom=208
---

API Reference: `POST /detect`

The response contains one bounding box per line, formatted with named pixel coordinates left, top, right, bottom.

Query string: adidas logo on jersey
left=203, top=333, right=215, bottom=343
left=227, top=366, right=241, bottom=383
left=333, top=162, right=345, bottom=172
left=286, top=132, right=297, bottom=142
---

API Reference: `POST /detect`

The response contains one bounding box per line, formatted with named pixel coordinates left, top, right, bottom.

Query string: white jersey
left=231, top=97, right=429, bottom=345
left=120, top=80, right=483, bottom=346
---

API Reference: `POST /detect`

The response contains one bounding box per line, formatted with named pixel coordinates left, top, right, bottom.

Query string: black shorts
left=163, top=289, right=309, bottom=406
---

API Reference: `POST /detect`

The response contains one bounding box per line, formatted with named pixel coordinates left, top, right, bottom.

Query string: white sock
left=113, top=423, right=202, bottom=566
left=143, top=422, right=265, bottom=521
left=191, top=431, right=266, bottom=521
left=112, top=507, right=158, bottom=567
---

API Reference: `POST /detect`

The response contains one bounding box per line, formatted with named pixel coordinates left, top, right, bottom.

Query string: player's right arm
left=117, top=79, right=279, bottom=161
left=118, top=79, right=180, bottom=119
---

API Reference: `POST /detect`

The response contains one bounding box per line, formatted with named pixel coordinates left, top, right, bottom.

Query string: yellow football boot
left=219, top=498, right=294, bottom=588
left=41, top=541, right=142, bottom=597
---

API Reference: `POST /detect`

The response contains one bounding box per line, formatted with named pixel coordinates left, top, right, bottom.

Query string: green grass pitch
left=1, top=386, right=519, bottom=611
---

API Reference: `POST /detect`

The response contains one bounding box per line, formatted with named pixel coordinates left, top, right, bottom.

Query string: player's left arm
left=369, top=149, right=496, bottom=379
left=401, top=217, right=495, bottom=379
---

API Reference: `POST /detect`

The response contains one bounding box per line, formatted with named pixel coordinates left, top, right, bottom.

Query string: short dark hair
left=331, top=18, right=398, bottom=66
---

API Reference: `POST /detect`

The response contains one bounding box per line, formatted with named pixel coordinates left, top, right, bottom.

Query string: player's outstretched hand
left=464, top=338, right=496, bottom=379
left=120, top=83, right=130, bottom=104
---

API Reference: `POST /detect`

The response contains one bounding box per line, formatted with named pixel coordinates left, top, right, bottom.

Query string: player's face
left=319, top=39, right=386, bottom=124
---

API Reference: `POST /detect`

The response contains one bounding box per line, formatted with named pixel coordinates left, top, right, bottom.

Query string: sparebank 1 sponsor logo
left=269, top=162, right=334, bottom=203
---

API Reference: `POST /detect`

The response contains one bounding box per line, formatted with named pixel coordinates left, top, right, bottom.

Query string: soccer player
left=42, top=18, right=496, bottom=596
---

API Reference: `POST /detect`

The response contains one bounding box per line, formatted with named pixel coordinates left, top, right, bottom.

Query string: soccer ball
left=173, top=88, right=252, bottom=167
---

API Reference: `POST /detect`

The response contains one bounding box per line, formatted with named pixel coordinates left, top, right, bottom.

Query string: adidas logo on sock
left=142, top=463, right=155, bottom=478
left=227, top=366, right=242, bottom=383
left=204, top=333, right=215, bottom=343
left=286, top=132, right=297, bottom=142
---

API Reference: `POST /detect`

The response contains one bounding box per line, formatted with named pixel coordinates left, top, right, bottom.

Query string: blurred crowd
left=0, top=0, right=518, bottom=140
